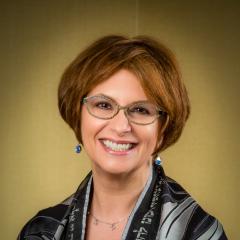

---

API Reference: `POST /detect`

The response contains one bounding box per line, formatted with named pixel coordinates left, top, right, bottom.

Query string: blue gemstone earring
left=155, top=155, right=162, bottom=166
left=75, top=144, right=82, bottom=154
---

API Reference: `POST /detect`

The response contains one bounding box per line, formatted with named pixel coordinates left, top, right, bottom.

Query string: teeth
left=102, top=140, right=133, bottom=152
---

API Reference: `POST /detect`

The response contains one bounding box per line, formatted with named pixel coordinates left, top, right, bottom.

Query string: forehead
left=87, top=69, right=148, bottom=104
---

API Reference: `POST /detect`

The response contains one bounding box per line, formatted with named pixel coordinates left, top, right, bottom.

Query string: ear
left=154, top=114, right=170, bottom=153
left=152, top=114, right=170, bottom=157
left=156, top=136, right=164, bottom=150
left=160, top=114, right=170, bottom=135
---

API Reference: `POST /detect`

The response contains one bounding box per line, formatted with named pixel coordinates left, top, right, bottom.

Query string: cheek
left=81, top=107, right=106, bottom=145
left=136, top=123, right=159, bottom=146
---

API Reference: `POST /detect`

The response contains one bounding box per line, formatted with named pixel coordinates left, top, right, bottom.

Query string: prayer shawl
left=18, top=165, right=228, bottom=240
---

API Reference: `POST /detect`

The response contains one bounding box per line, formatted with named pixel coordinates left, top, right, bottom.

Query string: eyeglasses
left=82, top=95, right=167, bottom=125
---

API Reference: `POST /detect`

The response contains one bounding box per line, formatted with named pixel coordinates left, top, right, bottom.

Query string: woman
left=18, top=35, right=227, bottom=239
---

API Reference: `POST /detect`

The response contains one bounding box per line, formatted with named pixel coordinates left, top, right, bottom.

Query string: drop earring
left=155, top=155, right=162, bottom=166
left=75, top=144, right=82, bottom=154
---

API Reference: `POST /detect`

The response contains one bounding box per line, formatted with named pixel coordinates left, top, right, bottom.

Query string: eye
left=130, top=106, right=150, bottom=115
left=95, top=101, right=113, bottom=110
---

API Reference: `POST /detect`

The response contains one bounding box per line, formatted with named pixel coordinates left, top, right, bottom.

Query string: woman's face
left=81, top=69, right=159, bottom=176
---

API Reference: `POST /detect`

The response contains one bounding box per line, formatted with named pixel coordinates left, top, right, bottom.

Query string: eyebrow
left=94, top=93, right=113, bottom=100
left=93, top=93, right=151, bottom=105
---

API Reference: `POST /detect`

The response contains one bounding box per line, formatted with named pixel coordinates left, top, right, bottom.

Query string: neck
left=90, top=165, right=151, bottom=220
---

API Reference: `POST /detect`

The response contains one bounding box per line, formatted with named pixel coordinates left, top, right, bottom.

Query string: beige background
left=1, top=0, right=239, bottom=239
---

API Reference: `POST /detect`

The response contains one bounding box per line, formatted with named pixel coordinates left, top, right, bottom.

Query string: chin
left=93, top=156, right=148, bottom=178
left=95, top=161, right=133, bottom=175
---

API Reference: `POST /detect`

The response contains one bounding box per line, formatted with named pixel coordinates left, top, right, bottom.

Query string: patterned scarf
left=18, top=164, right=227, bottom=239
left=63, top=165, right=227, bottom=240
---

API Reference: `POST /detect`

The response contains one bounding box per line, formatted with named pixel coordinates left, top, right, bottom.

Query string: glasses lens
left=127, top=102, right=159, bottom=124
left=85, top=96, right=117, bottom=119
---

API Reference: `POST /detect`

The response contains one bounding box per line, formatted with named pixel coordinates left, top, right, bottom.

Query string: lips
left=100, top=139, right=137, bottom=152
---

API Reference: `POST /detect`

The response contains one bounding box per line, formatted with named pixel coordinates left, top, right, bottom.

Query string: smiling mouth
left=101, top=139, right=136, bottom=152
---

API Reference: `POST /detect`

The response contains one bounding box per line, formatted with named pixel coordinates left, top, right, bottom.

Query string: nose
left=109, top=108, right=132, bottom=135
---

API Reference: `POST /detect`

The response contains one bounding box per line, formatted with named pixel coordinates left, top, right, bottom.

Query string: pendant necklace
left=88, top=212, right=128, bottom=231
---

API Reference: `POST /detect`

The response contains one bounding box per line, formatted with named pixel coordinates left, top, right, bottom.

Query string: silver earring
left=155, top=155, right=162, bottom=165
left=75, top=144, right=82, bottom=153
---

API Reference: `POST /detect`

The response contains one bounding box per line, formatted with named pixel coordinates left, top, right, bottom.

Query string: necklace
left=88, top=212, right=128, bottom=231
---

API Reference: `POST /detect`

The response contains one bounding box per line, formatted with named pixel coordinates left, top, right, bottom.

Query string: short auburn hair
left=58, top=35, right=190, bottom=155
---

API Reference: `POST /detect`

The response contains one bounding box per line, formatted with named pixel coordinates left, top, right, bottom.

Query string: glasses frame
left=82, top=95, right=167, bottom=125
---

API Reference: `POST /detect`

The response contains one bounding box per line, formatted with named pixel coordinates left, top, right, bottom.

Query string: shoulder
left=18, top=172, right=92, bottom=239
left=17, top=195, right=74, bottom=240
left=159, top=174, right=228, bottom=239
